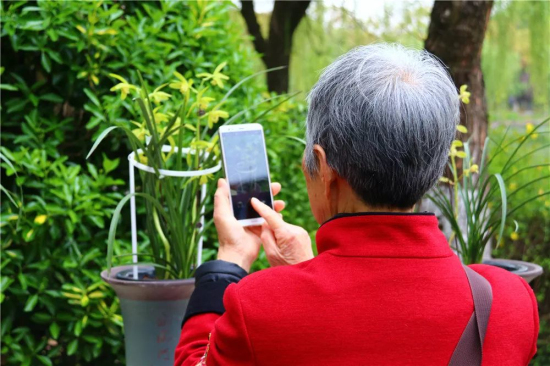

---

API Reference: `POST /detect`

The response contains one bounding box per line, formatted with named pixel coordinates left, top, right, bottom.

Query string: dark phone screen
left=221, top=129, right=272, bottom=220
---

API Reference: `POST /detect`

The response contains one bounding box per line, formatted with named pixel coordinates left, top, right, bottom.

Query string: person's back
left=178, top=214, right=537, bottom=365
left=175, top=44, right=539, bottom=366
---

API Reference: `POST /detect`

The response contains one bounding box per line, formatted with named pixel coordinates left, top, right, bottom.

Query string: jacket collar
left=316, top=212, right=453, bottom=259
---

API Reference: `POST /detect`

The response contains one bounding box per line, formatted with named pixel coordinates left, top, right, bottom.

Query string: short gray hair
left=305, top=43, right=460, bottom=208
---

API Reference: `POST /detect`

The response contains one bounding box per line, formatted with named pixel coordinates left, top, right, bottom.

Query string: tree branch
left=240, top=1, right=267, bottom=62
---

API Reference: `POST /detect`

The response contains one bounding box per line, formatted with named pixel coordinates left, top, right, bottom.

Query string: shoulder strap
left=448, top=265, right=493, bottom=366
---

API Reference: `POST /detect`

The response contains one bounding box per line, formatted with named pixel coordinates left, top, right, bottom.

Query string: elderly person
left=175, top=44, right=538, bottom=365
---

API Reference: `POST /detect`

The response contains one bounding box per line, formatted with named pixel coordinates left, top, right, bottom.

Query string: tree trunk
left=240, top=0, right=310, bottom=93
left=425, top=0, right=493, bottom=163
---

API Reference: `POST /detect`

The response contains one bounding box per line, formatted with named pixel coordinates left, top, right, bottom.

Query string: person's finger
left=273, top=200, right=285, bottom=213
left=213, top=178, right=234, bottom=220
left=271, top=182, right=281, bottom=197
left=260, top=223, right=278, bottom=259
left=251, top=197, right=285, bottom=230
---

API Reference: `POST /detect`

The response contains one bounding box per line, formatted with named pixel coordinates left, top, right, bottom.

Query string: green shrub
left=1, top=1, right=311, bottom=364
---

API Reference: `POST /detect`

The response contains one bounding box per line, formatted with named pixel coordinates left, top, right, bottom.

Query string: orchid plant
left=428, top=86, right=549, bottom=264
left=87, top=64, right=290, bottom=279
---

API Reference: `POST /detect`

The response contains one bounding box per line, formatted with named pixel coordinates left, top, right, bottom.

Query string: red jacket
left=175, top=213, right=539, bottom=365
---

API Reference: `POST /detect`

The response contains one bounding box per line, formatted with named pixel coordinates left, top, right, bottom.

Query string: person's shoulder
left=468, top=263, right=537, bottom=307
left=468, top=263, right=534, bottom=295
left=236, top=258, right=317, bottom=293
left=468, top=263, right=539, bottom=354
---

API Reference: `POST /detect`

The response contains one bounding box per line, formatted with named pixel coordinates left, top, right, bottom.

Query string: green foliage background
left=1, top=0, right=549, bottom=365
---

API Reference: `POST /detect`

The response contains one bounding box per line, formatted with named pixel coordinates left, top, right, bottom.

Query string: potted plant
left=426, top=116, right=549, bottom=283
left=87, top=64, right=288, bottom=365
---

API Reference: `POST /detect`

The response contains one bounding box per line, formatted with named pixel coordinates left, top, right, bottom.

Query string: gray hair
left=305, top=43, right=460, bottom=208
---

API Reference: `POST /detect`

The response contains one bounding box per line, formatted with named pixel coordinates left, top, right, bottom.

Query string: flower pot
left=483, top=258, right=543, bottom=284
left=101, top=265, right=194, bottom=366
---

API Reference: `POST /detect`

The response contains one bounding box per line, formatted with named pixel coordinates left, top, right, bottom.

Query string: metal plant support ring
left=127, top=145, right=222, bottom=279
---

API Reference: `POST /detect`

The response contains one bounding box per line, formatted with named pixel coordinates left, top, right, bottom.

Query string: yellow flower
left=34, top=215, right=48, bottom=225
left=169, top=71, right=194, bottom=95
left=189, top=88, right=215, bottom=113
left=136, top=153, right=148, bottom=165
left=152, top=107, right=169, bottom=124
left=510, top=232, right=519, bottom=241
left=459, top=85, right=470, bottom=104
left=109, top=74, right=139, bottom=100
left=197, top=62, right=229, bottom=89
left=199, top=173, right=213, bottom=185
left=456, top=125, right=468, bottom=134
left=198, top=96, right=215, bottom=110
left=148, top=84, right=171, bottom=105
left=465, top=164, right=479, bottom=176
left=131, top=121, right=148, bottom=141
left=207, top=110, right=229, bottom=128
left=525, top=123, right=538, bottom=139
left=439, top=176, right=451, bottom=183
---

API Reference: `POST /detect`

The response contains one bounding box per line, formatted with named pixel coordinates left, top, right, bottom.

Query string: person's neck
left=334, top=189, right=413, bottom=215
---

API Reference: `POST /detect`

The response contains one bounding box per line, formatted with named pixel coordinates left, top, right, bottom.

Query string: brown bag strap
left=448, top=265, right=493, bottom=366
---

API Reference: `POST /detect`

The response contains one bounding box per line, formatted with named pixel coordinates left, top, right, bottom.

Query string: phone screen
left=221, top=129, right=273, bottom=220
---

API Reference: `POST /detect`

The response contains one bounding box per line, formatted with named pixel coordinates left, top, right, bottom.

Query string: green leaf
left=36, top=355, right=52, bottom=366
left=40, top=93, right=63, bottom=103
left=86, top=126, right=119, bottom=159
left=41, top=53, right=51, bottom=73
left=492, top=173, right=507, bottom=249
left=102, top=154, right=119, bottom=174
left=84, top=88, right=101, bottom=107
left=0, top=84, right=18, bottom=91
left=74, top=319, right=82, bottom=336
left=49, top=323, right=60, bottom=339
left=67, top=339, right=78, bottom=356
left=24, top=294, right=38, bottom=312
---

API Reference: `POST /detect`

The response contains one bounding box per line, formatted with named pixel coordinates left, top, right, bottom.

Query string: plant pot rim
left=482, top=258, right=543, bottom=284
left=101, top=265, right=195, bottom=301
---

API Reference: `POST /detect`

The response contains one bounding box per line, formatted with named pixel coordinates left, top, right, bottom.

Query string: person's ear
left=313, top=144, right=336, bottom=200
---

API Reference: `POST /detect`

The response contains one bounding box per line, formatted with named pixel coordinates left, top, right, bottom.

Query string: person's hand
left=213, top=178, right=285, bottom=272
left=250, top=198, right=314, bottom=267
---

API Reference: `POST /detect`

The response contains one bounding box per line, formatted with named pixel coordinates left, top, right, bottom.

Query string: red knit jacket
left=175, top=214, right=539, bottom=365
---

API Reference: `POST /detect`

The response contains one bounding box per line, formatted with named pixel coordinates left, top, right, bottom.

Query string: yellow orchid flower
left=152, top=107, right=169, bottom=124
left=131, top=120, right=149, bottom=141
left=109, top=74, right=139, bottom=100
left=189, top=87, right=215, bottom=114
left=169, top=71, right=194, bottom=95
left=148, top=84, right=171, bottom=105
left=207, top=110, right=229, bottom=128
left=463, top=164, right=478, bottom=177
left=510, top=232, right=519, bottom=241
left=456, top=125, right=468, bottom=134
left=459, top=85, right=470, bottom=104
left=197, top=62, right=229, bottom=89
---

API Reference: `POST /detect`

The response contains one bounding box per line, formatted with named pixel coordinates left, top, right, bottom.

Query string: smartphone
left=219, top=123, right=274, bottom=226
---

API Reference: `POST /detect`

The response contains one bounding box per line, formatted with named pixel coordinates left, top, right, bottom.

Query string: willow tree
left=240, top=0, right=311, bottom=93
left=425, top=1, right=494, bottom=163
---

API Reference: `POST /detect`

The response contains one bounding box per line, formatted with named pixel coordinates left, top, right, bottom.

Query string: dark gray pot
left=483, top=258, right=543, bottom=284
left=101, top=265, right=195, bottom=366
